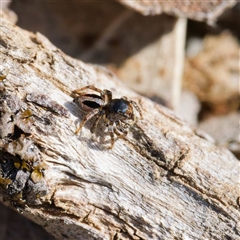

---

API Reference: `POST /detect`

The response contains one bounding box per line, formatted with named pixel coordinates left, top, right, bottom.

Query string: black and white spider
left=72, top=85, right=142, bottom=148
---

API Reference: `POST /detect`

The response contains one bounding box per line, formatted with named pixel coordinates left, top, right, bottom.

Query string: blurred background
left=1, top=0, right=239, bottom=239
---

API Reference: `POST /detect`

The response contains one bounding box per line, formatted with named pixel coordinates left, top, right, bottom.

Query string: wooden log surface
left=0, top=15, right=239, bottom=240
left=118, top=0, right=237, bottom=23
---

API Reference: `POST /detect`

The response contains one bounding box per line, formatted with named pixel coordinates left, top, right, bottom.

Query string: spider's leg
left=121, top=97, right=142, bottom=120
left=73, top=85, right=103, bottom=95
left=108, top=121, right=115, bottom=149
left=130, top=100, right=143, bottom=120
left=114, top=121, right=129, bottom=138
left=75, top=108, right=100, bottom=135
left=90, top=110, right=105, bottom=134
left=102, top=89, right=112, bottom=104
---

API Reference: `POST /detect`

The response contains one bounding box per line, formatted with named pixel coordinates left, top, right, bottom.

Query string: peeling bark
left=0, top=15, right=239, bottom=240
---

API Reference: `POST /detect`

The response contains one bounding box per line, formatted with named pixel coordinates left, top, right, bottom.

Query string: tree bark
left=0, top=15, right=239, bottom=240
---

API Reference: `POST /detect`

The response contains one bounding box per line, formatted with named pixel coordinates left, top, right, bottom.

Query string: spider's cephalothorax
left=72, top=85, right=142, bottom=148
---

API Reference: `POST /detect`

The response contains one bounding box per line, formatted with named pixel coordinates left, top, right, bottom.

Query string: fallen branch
left=0, top=16, right=239, bottom=240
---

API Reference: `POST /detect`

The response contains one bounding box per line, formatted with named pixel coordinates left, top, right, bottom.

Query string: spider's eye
left=112, top=99, right=129, bottom=114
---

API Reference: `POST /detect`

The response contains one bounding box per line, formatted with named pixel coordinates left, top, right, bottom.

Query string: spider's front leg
left=107, top=121, right=115, bottom=149
left=114, top=121, right=129, bottom=138
left=130, top=100, right=143, bottom=120
left=121, top=97, right=143, bottom=120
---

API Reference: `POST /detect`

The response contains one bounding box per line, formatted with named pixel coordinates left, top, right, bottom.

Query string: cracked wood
left=0, top=14, right=239, bottom=240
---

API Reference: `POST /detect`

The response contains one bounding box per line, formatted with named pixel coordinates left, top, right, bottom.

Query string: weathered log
left=0, top=15, right=239, bottom=240
left=118, top=0, right=237, bottom=23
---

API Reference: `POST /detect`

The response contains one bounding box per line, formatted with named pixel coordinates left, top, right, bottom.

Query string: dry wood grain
left=0, top=15, right=239, bottom=240
left=118, top=0, right=237, bottom=23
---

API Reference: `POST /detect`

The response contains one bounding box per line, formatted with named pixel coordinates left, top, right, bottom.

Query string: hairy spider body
left=73, top=93, right=104, bottom=112
left=72, top=85, right=142, bottom=148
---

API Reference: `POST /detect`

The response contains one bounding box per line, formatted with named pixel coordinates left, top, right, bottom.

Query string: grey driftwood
left=0, top=16, right=239, bottom=240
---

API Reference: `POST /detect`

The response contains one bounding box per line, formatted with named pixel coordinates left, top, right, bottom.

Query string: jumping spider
left=72, top=85, right=142, bottom=148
